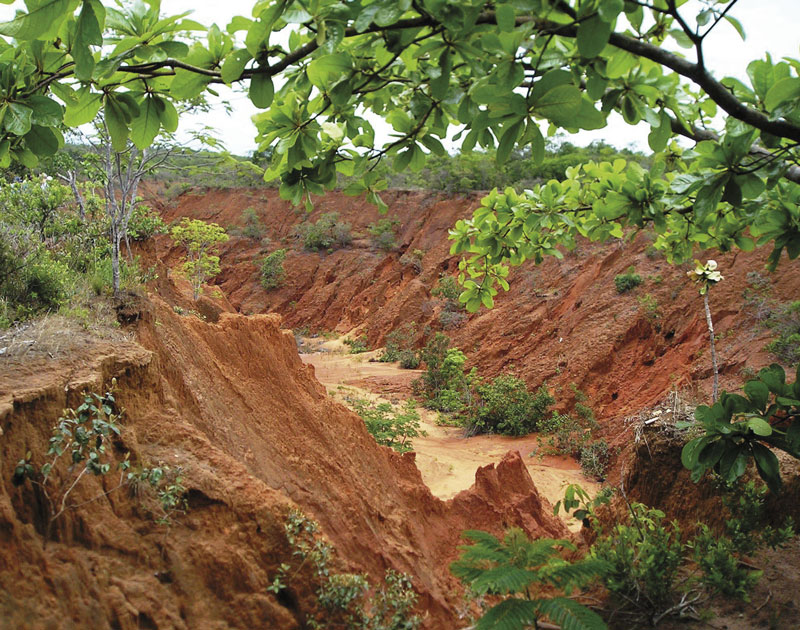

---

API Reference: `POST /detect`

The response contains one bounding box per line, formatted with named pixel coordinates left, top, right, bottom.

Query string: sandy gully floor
left=301, top=339, right=600, bottom=532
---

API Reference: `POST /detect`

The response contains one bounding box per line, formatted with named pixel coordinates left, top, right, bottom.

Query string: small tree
left=170, top=218, right=229, bottom=300
left=687, top=260, right=724, bottom=401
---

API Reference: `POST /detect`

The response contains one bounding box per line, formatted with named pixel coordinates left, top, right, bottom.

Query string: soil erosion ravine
left=301, top=339, right=599, bottom=532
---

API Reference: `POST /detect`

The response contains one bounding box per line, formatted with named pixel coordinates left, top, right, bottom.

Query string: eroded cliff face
left=152, top=186, right=800, bottom=426
left=0, top=291, right=566, bottom=629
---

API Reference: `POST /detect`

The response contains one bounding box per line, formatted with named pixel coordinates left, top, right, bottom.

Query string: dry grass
left=0, top=312, right=133, bottom=363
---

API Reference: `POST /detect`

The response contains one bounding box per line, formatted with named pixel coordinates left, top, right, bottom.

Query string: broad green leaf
left=170, top=69, right=212, bottom=100
left=496, top=5, right=515, bottom=32
left=4, top=103, right=33, bottom=135
left=744, top=379, right=769, bottom=409
left=759, top=364, right=786, bottom=394
left=156, top=97, right=178, bottom=132
left=26, top=95, right=63, bottom=126
left=750, top=443, right=781, bottom=492
left=250, top=73, right=274, bottom=108
left=73, top=0, right=105, bottom=81
left=221, top=49, right=252, bottom=84
left=0, top=0, right=73, bottom=39
left=306, top=53, right=351, bottom=88
left=475, top=598, right=537, bottom=630
left=24, top=125, right=62, bottom=156
left=104, top=98, right=130, bottom=152
left=131, top=96, right=164, bottom=149
left=764, top=77, right=800, bottom=111
left=534, top=85, right=581, bottom=124
left=496, top=120, right=522, bottom=165
left=64, top=88, right=102, bottom=126
left=747, top=417, right=773, bottom=437
left=577, top=15, right=611, bottom=58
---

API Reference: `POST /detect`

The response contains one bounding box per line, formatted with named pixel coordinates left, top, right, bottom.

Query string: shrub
left=465, top=376, right=554, bottom=436
left=367, top=217, right=399, bottom=251
left=260, top=248, right=287, bottom=290
left=380, top=322, right=417, bottom=363
left=431, top=274, right=461, bottom=302
left=239, top=207, right=264, bottom=239
left=348, top=398, right=424, bottom=453
left=413, top=338, right=475, bottom=413
left=398, top=348, right=420, bottom=369
left=538, top=412, right=592, bottom=457
left=269, top=510, right=422, bottom=630
left=344, top=335, right=369, bottom=354
left=295, top=212, right=352, bottom=251
left=637, top=293, right=661, bottom=326
left=764, top=300, right=800, bottom=364
left=614, top=266, right=643, bottom=293
left=438, top=309, right=467, bottom=329
left=127, top=203, right=166, bottom=240
left=580, top=439, right=610, bottom=479
left=399, top=248, right=425, bottom=273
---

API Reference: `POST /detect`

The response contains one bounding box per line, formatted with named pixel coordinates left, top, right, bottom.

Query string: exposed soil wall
left=0, top=288, right=567, bottom=628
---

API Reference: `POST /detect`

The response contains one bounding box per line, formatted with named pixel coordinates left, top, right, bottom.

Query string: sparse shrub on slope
left=614, top=266, right=643, bottom=293
left=367, top=217, right=399, bottom=251
left=269, top=510, right=422, bottom=629
left=295, top=212, right=352, bottom=251
left=348, top=397, right=424, bottom=453
left=260, top=248, right=287, bottom=290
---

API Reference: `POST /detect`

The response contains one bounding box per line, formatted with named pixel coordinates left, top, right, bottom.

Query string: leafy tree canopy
left=1, top=0, right=799, bottom=308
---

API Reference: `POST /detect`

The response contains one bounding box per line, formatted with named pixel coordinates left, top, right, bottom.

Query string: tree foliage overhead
left=1, top=0, right=799, bottom=304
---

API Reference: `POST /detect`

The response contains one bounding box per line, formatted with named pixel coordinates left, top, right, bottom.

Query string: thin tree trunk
left=704, top=292, right=719, bottom=402
left=112, top=230, right=121, bottom=296
left=69, top=171, right=85, bottom=220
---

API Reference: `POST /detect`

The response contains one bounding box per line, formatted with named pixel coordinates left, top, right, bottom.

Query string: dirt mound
left=0, top=290, right=566, bottom=628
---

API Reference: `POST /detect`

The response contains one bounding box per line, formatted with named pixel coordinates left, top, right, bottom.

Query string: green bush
left=379, top=322, right=417, bottom=363
left=398, top=348, right=420, bottom=369
left=431, top=274, right=462, bottom=302
left=465, top=375, right=554, bottom=436
left=538, top=412, right=592, bottom=457
left=295, top=212, right=352, bottom=251
left=413, top=339, right=475, bottom=413
left=127, top=203, right=167, bottom=240
left=344, top=335, right=369, bottom=354
left=239, top=207, right=264, bottom=239
left=0, top=234, right=70, bottom=324
left=270, top=510, right=422, bottom=629
left=367, top=217, right=399, bottom=251
left=614, top=266, right=643, bottom=293
left=348, top=398, right=424, bottom=453
left=260, top=248, right=287, bottom=290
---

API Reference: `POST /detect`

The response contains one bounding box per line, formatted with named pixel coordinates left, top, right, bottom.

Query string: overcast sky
left=2, top=1, right=799, bottom=154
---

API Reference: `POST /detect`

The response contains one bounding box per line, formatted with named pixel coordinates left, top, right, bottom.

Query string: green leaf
left=534, top=85, right=581, bottom=125
left=496, top=5, right=515, bottom=32
left=221, top=49, right=252, bottom=84
left=24, top=125, right=62, bottom=156
left=63, top=88, right=102, bottom=126
left=4, top=103, right=33, bottom=136
left=104, top=98, right=130, bottom=152
left=744, top=380, right=769, bottom=409
left=536, top=597, right=607, bottom=630
left=577, top=15, right=611, bottom=58
left=249, top=74, right=274, bottom=108
left=307, top=53, right=351, bottom=88
left=0, top=0, right=72, bottom=40
left=496, top=120, right=522, bottom=165
left=170, top=69, right=212, bottom=100
left=747, top=418, right=773, bottom=437
left=764, top=77, right=800, bottom=111
left=648, top=110, right=672, bottom=153
left=759, top=364, right=786, bottom=395
left=750, top=443, right=781, bottom=493
left=26, top=95, right=63, bottom=127
left=475, top=598, right=538, bottom=630
left=73, top=0, right=105, bottom=81
left=130, top=96, right=162, bottom=149
left=156, top=97, right=178, bottom=133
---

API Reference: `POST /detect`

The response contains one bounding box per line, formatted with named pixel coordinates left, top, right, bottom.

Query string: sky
left=1, top=1, right=799, bottom=155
